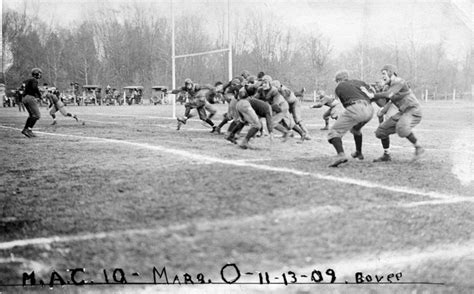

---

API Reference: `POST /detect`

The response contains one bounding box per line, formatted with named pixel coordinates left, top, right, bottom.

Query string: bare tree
left=304, top=31, right=333, bottom=90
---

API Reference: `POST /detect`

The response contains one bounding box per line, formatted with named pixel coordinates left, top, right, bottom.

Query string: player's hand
left=360, top=86, right=374, bottom=98
left=377, top=109, right=386, bottom=117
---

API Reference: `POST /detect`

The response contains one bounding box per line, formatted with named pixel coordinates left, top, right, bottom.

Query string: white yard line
left=400, top=198, right=474, bottom=207
left=93, top=112, right=189, bottom=121
left=234, top=158, right=273, bottom=163
left=0, top=206, right=343, bottom=250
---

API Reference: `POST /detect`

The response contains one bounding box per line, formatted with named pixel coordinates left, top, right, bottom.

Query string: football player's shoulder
left=391, top=76, right=406, bottom=85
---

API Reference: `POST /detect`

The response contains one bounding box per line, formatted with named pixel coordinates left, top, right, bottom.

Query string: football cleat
left=27, top=130, right=37, bottom=137
left=412, top=146, right=425, bottom=161
left=303, top=133, right=312, bottom=141
left=51, top=120, right=57, bottom=125
left=239, top=140, right=249, bottom=149
left=373, top=153, right=391, bottom=162
left=351, top=151, right=364, bottom=160
left=176, top=117, right=186, bottom=130
left=225, top=135, right=237, bottom=144
left=73, top=115, right=79, bottom=122
left=21, top=129, right=32, bottom=138
left=328, top=154, right=348, bottom=168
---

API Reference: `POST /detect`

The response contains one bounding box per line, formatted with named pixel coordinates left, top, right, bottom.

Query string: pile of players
left=171, top=65, right=424, bottom=167
left=171, top=71, right=312, bottom=150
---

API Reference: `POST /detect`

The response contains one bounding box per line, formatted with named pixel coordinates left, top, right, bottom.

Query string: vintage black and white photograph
left=0, top=0, right=472, bottom=293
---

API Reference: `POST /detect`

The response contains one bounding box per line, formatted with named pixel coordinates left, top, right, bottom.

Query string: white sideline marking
left=154, top=125, right=213, bottom=132
left=234, top=158, right=273, bottom=163
left=0, top=257, right=50, bottom=274
left=0, top=206, right=343, bottom=250
left=400, top=198, right=474, bottom=207
left=94, top=112, right=199, bottom=121
left=1, top=125, right=472, bottom=204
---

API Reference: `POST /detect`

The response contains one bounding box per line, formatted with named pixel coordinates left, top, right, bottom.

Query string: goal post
left=170, top=0, right=232, bottom=119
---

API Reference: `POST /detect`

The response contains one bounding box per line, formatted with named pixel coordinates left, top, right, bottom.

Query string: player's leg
left=350, top=122, right=365, bottom=160
left=327, top=109, right=357, bottom=167
left=272, top=113, right=290, bottom=141
left=321, top=108, right=331, bottom=130
left=205, top=102, right=217, bottom=120
left=396, top=107, right=423, bottom=160
left=216, top=113, right=230, bottom=134
left=206, top=103, right=219, bottom=133
left=49, top=105, right=58, bottom=125
left=291, top=101, right=311, bottom=140
left=177, top=105, right=192, bottom=130
left=292, top=122, right=306, bottom=141
left=58, top=105, right=78, bottom=122
left=349, top=103, right=374, bottom=160
left=225, top=120, right=244, bottom=144
left=374, top=113, right=399, bottom=162
left=237, top=102, right=262, bottom=149
left=22, top=96, right=41, bottom=137
left=197, top=106, right=216, bottom=131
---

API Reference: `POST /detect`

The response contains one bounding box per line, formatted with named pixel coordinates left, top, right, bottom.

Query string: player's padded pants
left=227, top=97, right=239, bottom=120
left=184, top=105, right=207, bottom=120
left=23, top=95, right=41, bottom=120
left=49, top=103, right=69, bottom=116
left=375, top=106, right=422, bottom=139
left=288, top=100, right=302, bottom=124
left=323, top=104, right=344, bottom=120
left=272, top=109, right=294, bottom=130
left=327, top=100, right=374, bottom=140
left=22, top=95, right=41, bottom=129
left=204, top=101, right=217, bottom=118
left=236, top=99, right=262, bottom=129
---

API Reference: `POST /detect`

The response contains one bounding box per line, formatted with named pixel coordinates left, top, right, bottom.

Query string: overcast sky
left=2, top=0, right=472, bottom=60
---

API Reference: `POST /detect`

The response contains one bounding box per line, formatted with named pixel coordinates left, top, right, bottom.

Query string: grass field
left=0, top=99, right=473, bottom=294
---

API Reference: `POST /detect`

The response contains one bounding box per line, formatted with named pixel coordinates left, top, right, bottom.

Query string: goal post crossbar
left=174, top=48, right=230, bottom=59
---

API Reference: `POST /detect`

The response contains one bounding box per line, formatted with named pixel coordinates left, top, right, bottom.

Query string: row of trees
left=2, top=3, right=471, bottom=99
